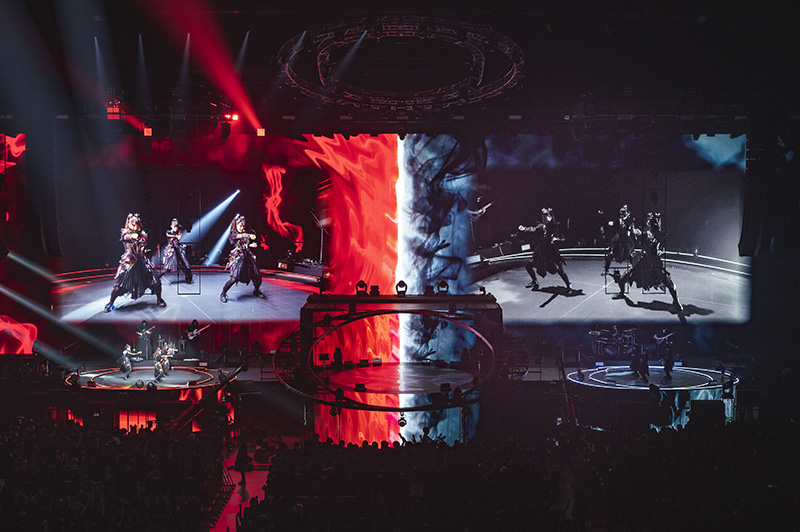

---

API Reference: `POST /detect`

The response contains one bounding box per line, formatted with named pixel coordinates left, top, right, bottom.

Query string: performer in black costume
left=640, top=348, right=650, bottom=383
left=185, top=319, right=203, bottom=359
left=162, top=218, right=193, bottom=284
left=120, top=344, right=137, bottom=380
left=603, top=204, right=639, bottom=275
left=518, top=207, right=571, bottom=291
left=136, top=320, right=155, bottom=360
left=613, top=212, right=682, bottom=311
left=104, top=213, right=166, bottom=312
left=663, top=345, right=674, bottom=380
left=220, top=214, right=266, bottom=303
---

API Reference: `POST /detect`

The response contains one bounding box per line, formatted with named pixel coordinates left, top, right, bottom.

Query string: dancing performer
left=162, top=218, right=193, bottom=284
left=663, top=345, right=674, bottom=380
left=136, top=320, right=155, bottom=360
left=104, top=213, right=166, bottom=312
left=120, top=344, right=137, bottom=380
left=518, top=207, right=571, bottom=291
left=603, top=204, right=639, bottom=275
left=629, top=349, right=640, bottom=378
left=613, top=213, right=682, bottom=311
left=154, top=353, right=165, bottom=381
left=640, top=348, right=650, bottom=383
left=220, top=214, right=266, bottom=303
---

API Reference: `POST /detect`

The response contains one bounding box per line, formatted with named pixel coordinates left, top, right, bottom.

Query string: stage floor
left=54, top=270, right=319, bottom=324
left=567, top=365, right=731, bottom=391
left=72, top=364, right=224, bottom=390
left=475, top=258, right=749, bottom=324
left=326, top=364, right=475, bottom=395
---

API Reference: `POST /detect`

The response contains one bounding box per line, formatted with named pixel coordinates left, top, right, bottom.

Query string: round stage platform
left=326, top=364, right=475, bottom=395
left=567, top=365, right=735, bottom=391
left=71, top=365, right=226, bottom=390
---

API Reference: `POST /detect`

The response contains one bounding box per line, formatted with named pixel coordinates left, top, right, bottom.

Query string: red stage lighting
left=231, top=114, right=239, bottom=121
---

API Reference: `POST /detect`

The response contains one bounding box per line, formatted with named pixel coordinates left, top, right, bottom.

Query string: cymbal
left=589, top=330, right=604, bottom=336
left=623, top=328, right=638, bottom=333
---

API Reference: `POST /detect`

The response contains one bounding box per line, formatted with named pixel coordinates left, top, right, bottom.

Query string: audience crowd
left=236, top=418, right=800, bottom=532
left=0, top=417, right=224, bottom=532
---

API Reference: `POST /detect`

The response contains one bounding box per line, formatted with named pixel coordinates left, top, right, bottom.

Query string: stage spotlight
left=257, top=128, right=265, bottom=136
left=398, top=413, right=407, bottom=427
left=396, top=280, right=407, bottom=296
left=146, top=382, right=157, bottom=391
left=143, top=127, right=153, bottom=137
left=329, top=406, right=340, bottom=417
left=348, top=302, right=357, bottom=313
left=436, top=280, right=449, bottom=294
left=135, top=379, right=145, bottom=388
left=355, top=280, right=368, bottom=295
left=221, top=122, right=231, bottom=141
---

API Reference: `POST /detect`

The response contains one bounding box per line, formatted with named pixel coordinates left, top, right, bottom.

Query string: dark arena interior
left=2, top=1, right=800, bottom=530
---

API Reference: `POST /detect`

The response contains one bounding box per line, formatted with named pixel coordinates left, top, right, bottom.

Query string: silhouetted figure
left=519, top=207, right=571, bottom=291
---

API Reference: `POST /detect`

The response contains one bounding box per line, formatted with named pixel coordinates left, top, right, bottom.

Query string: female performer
left=220, top=214, right=266, bottom=303
left=162, top=218, right=193, bottom=284
left=518, top=207, right=571, bottom=291
left=603, top=204, right=639, bottom=275
left=104, top=213, right=166, bottom=312
left=613, top=212, right=682, bottom=311
left=120, top=344, right=137, bottom=380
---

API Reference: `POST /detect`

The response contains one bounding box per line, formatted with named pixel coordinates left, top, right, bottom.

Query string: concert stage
left=53, top=267, right=320, bottom=323
left=566, top=364, right=738, bottom=428
left=566, top=365, right=733, bottom=391
left=71, top=365, right=226, bottom=391
left=473, top=254, right=749, bottom=324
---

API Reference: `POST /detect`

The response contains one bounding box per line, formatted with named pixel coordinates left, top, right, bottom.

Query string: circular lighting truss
left=277, top=15, right=524, bottom=110
left=273, top=309, right=496, bottom=413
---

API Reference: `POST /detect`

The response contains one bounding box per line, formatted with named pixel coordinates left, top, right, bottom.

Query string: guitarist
left=136, top=320, right=156, bottom=360
left=185, top=319, right=207, bottom=359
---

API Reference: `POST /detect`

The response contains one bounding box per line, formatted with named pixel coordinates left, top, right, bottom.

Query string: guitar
left=188, top=325, right=210, bottom=340
left=654, top=331, right=675, bottom=344
left=136, top=325, right=156, bottom=338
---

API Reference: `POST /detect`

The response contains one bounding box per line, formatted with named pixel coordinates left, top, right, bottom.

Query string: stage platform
left=566, top=365, right=732, bottom=391
left=53, top=267, right=320, bottom=323
left=473, top=256, right=749, bottom=324
left=325, top=363, right=476, bottom=395
left=70, top=364, right=229, bottom=391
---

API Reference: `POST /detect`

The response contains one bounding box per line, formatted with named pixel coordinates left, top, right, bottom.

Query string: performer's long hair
left=230, top=213, right=254, bottom=234
left=122, top=213, right=147, bottom=240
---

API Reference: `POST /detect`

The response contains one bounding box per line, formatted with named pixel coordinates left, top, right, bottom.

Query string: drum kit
left=589, top=326, right=638, bottom=359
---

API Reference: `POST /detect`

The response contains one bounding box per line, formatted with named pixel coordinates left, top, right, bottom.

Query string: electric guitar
left=188, top=325, right=210, bottom=340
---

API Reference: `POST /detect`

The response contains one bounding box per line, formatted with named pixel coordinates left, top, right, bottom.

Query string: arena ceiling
left=4, top=0, right=800, bottom=135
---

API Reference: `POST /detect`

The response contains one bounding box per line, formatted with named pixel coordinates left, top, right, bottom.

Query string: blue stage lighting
left=182, top=189, right=241, bottom=245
